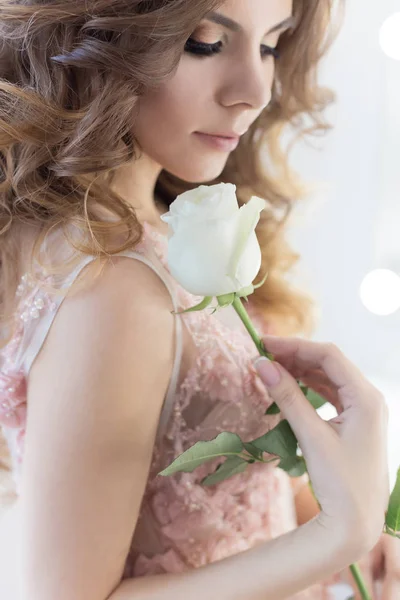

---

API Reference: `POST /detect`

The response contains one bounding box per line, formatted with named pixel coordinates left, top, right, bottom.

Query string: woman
left=0, top=0, right=393, bottom=598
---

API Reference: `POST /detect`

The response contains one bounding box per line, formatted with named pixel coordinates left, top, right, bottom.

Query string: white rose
left=160, top=183, right=267, bottom=297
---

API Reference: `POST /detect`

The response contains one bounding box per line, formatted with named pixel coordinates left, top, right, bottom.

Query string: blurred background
left=283, top=0, right=399, bottom=492
left=284, top=5, right=400, bottom=595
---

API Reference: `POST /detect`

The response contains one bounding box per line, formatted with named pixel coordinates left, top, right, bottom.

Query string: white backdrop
left=282, top=3, right=400, bottom=597
left=281, top=0, right=400, bottom=492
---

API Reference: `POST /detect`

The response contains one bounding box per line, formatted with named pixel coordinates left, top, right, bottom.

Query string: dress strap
left=105, top=246, right=184, bottom=442
left=16, top=246, right=183, bottom=442
left=117, top=244, right=183, bottom=442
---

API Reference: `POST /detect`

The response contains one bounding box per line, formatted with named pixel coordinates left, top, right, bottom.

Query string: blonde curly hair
left=0, top=0, right=344, bottom=498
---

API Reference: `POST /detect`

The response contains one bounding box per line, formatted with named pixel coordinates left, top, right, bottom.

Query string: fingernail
left=253, top=357, right=281, bottom=386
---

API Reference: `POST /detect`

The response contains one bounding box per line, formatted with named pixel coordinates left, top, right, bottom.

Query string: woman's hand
left=329, top=533, right=400, bottom=600
left=254, top=334, right=391, bottom=557
left=291, top=476, right=400, bottom=599
left=367, top=533, right=400, bottom=600
left=375, top=533, right=400, bottom=600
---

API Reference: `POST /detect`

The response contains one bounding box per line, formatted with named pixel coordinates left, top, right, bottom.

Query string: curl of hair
left=0, top=0, right=344, bottom=496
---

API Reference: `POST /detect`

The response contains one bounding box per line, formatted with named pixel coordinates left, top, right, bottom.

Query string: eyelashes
left=185, top=38, right=224, bottom=56
left=184, top=37, right=280, bottom=60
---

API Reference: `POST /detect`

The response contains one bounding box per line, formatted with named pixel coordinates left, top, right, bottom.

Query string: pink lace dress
left=0, top=222, right=346, bottom=599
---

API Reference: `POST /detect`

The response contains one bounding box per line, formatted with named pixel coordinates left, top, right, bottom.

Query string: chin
left=168, top=160, right=227, bottom=184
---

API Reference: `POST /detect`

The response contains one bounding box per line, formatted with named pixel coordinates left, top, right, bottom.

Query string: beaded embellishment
left=0, top=267, right=59, bottom=463
left=15, top=270, right=58, bottom=322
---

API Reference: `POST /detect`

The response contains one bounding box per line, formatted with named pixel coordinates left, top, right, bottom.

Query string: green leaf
left=278, top=455, right=307, bottom=477
left=171, top=296, right=213, bottom=315
left=251, top=420, right=298, bottom=458
left=265, top=402, right=280, bottom=415
left=243, top=441, right=264, bottom=461
left=304, top=387, right=327, bottom=410
left=158, top=432, right=244, bottom=477
left=201, top=455, right=249, bottom=486
left=385, top=467, right=400, bottom=535
left=383, top=526, right=400, bottom=539
left=217, top=293, right=235, bottom=308
left=299, top=383, right=309, bottom=396
left=265, top=386, right=327, bottom=416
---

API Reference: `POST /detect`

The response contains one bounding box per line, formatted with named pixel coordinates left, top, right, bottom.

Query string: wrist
left=312, top=513, right=371, bottom=565
left=276, top=515, right=357, bottom=590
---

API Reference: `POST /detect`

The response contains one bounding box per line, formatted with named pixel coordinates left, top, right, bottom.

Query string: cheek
left=136, top=73, right=204, bottom=138
left=129, top=65, right=228, bottom=181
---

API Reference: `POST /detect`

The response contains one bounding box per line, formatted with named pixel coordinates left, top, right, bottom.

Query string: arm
left=106, top=517, right=362, bottom=600
left=18, top=256, right=370, bottom=600
left=18, top=257, right=177, bottom=600
left=106, top=476, right=367, bottom=599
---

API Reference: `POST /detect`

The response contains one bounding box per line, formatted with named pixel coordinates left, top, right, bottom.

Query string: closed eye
left=184, top=38, right=280, bottom=60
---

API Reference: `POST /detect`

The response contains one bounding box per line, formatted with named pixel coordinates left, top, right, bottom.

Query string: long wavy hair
left=0, top=0, right=343, bottom=492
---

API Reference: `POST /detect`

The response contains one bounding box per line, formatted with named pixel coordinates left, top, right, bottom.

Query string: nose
left=218, top=48, right=274, bottom=111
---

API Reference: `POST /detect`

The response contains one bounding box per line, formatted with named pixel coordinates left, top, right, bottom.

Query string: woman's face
left=133, top=0, right=293, bottom=184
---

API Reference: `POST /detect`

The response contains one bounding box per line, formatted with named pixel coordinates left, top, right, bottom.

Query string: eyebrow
left=204, top=12, right=297, bottom=35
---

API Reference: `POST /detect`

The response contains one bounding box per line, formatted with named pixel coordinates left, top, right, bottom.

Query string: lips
left=193, top=132, right=240, bottom=152
left=198, top=132, right=240, bottom=140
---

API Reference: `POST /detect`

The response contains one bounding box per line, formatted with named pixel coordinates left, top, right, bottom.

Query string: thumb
left=253, top=356, right=323, bottom=443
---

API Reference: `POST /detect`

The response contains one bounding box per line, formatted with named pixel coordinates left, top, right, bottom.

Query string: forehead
left=207, top=0, right=294, bottom=31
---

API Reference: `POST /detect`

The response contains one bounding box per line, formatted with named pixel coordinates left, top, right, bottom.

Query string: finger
left=279, top=364, right=343, bottom=413
left=262, top=335, right=382, bottom=412
left=288, top=364, right=340, bottom=389
left=261, top=336, right=359, bottom=383
left=382, top=533, right=400, bottom=581
left=381, top=576, right=400, bottom=600
left=371, top=538, right=385, bottom=581
left=253, top=357, right=327, bottom=445
left=297, top=371, right=342, bottom=413
left=300, top=367, right=338, bottom=388
left=341, top=555, right=375, bottom=600
left=354, top=566, right=375, bottom=600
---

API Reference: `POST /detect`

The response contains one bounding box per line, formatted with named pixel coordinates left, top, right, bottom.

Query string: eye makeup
left=184, top=17, right=284, bottom=61
left=184, top=37, right=280, bottom=60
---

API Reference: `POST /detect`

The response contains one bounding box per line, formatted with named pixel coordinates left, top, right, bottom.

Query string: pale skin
left=291, top=476, right=400, bottom=600
left=111, top=0, right=277, bottom=230
left=111, top=0, right=400, bottom=589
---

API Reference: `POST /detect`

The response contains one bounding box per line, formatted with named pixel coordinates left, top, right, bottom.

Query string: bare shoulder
left=30, top=253, right=177, bottom=397
left=20, top=255, right=176, bottom=600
